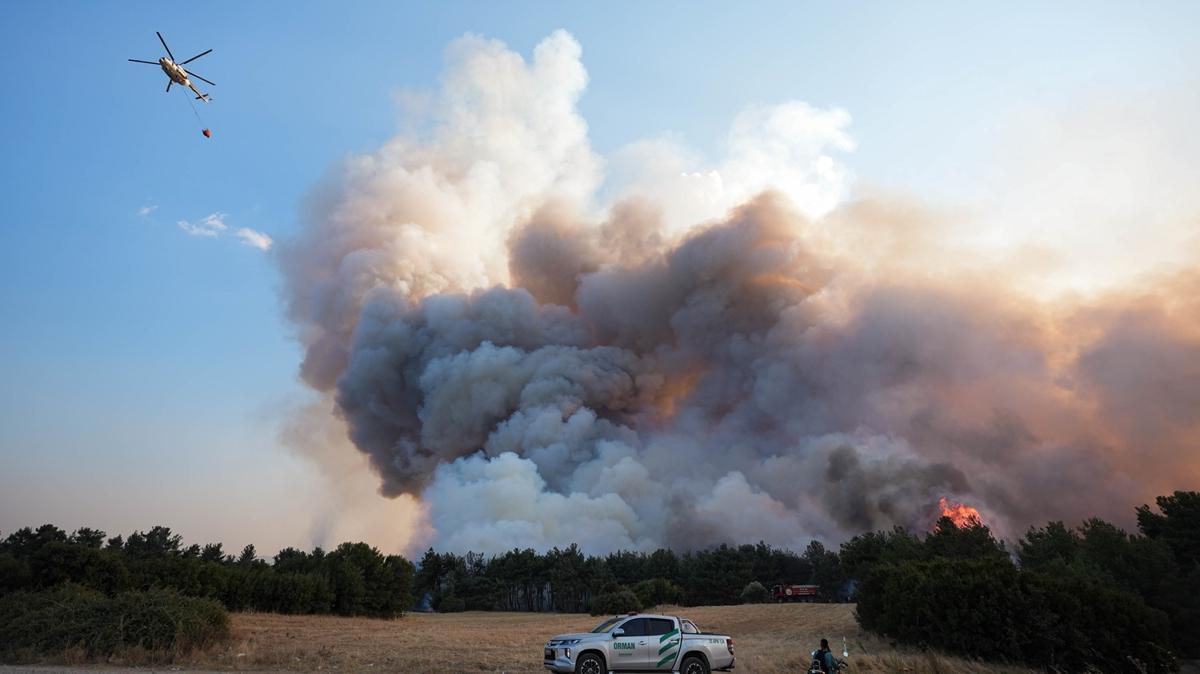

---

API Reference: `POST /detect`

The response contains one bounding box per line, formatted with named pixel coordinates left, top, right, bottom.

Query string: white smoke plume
left=280, top=31, right=1200, bottom=555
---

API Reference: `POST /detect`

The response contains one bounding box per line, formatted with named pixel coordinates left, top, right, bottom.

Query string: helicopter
left=128, top=32, right=214, bottom=102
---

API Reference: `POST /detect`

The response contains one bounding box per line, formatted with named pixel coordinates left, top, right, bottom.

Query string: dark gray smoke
left=280, top=31, right=1200, bottom=554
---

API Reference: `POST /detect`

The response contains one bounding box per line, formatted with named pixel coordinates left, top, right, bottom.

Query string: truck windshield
left=590, top=617, right=624, bottom=633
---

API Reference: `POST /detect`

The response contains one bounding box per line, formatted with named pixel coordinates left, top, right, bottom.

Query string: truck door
left=644, top=618, right=680, bottom=670
left=610, top=618, right=646, bottom=670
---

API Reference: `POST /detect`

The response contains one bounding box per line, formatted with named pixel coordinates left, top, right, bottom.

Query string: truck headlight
left=562, top=639, right=581, bottom=645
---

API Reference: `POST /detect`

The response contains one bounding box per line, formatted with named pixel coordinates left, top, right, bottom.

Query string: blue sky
left=2, top=1, right=1198, bottom=553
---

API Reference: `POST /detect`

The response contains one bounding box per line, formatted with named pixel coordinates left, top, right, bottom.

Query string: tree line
left=0, top=525, right=413, bottom=618
left=854, top=491, right=1199, bottom=673
left=2, top=490, right=1196, bottom=671
left=412, top=540, right=836, bottom=614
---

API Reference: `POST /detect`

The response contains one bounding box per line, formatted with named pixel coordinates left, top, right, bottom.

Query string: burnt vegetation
left=0, top=491, right=1196, bottom=672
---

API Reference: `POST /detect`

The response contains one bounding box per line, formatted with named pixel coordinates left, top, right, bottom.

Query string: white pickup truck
left=543, top=613, right=735, bottom=674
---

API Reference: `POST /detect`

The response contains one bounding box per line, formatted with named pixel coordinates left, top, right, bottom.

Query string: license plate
left=544, top=648, right=554, bottom=660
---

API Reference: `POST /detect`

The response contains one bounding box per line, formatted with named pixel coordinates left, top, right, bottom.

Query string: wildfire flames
left=938, top=497, right=984, bottom=528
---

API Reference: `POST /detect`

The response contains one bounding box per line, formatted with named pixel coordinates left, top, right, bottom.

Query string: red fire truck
left=771, top=584, right=820, bottom=602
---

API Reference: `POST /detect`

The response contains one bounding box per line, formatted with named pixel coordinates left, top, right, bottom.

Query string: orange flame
left=938, top=497, right=983, bottom=528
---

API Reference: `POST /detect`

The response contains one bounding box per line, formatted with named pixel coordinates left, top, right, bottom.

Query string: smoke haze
left=279, top=31, right=1200, bottom=555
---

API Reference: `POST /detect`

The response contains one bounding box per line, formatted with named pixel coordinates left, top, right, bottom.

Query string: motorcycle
left=807, top=637, right=849, bottom=673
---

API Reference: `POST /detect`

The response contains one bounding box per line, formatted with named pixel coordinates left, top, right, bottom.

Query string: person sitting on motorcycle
left=810, top=638, right=837, bottom=673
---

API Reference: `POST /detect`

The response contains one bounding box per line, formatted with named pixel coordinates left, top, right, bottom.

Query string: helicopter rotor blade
left=166, top=80, right=173, bottom=92
left=156, top=31, right=176, bottom=62
left=128, top=59, right=159, bottom=64
left=184, top=69, right=215, bottom=86
left=180, top=49, right=212, bottom=65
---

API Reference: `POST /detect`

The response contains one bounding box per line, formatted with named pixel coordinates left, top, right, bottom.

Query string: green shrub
left=1022, top=570, right=1176, bottom=673
left=589, top=589, right=641, bottom=616
left=856, top=558, right=1177, bottom=673
left=633, top=578, right=683, bottom=609
left=739, top=581, right=770, bottom=604
left=0, top=585, right=229, bottom=662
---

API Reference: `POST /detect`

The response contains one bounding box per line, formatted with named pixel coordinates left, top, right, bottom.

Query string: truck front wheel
left=574, top=652, right=604, bottom=674
left=680, top=654, right=710, bottom=674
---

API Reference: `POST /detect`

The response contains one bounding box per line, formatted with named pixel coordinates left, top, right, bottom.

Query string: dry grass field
left=161, top=603, right=1037, bottom=674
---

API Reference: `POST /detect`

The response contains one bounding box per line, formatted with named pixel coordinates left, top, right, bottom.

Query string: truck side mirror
left=612, top=628, right=624, bottom=639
